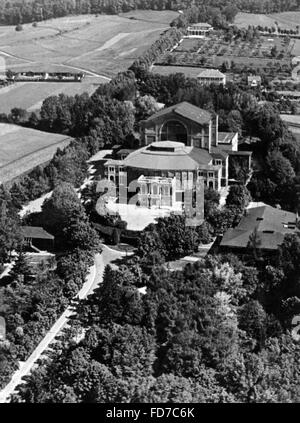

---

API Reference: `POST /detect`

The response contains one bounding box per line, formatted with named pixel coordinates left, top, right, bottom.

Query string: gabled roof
left=21, top=226, right=54, bottom=240
left=144, top=102, right=212, bottom=126
left=87, top=150, right=113, bottom=163
left=198, top=69, right=225, bottom=78
left=189, top=23, right=212, bottom=28
left=104, top=159, right=124, bottom=166
left=220, top=205, right=298, bottom=251
left=210, top=146, right=229, bottom=159
left=218, top=132, right=237, bottom=144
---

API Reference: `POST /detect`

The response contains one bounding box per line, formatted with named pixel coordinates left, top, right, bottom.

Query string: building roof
left=247, top=75, right=262, bottom=82
left=104, top=159, right=124, bottom=166
left=198, top=69, right=225, bottom=79
left=218, top=132, right=237, bottom=144
left=123, top=141, right=216, bottom=171
left=220, top=205, right=298, bottom=251
left=87, top=150, right=113, bottom=163
left=210, top=146, right=229, bottom=159
left=144, top=102, right=212, bottom=126
left=21, top=226, right=54, bottom=240
left=228, top=151, right=252, bottom=156
left=116, top=149, right=136, bottom=156
left=188, top=23, right=212, bottom=29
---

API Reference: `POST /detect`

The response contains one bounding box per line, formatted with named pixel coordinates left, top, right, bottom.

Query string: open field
left=0, top=124, right=72, bottom=183
left=0, top=77, right=103, bottom=113
left=234, top=11, right=300, bottom=31
left=0, top=11, right=177, bottom=76
left=152, top=65, right=206, bottom=78
left=280, top=114, right=300, bottom=124
left=0, top=11, right=177, bottom=113
left=234, top=12, right=300, bottom=57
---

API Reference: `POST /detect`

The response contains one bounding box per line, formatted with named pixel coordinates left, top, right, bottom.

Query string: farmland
left=234, top=12, right=300, bottom=56
left=0, top=124, right=72, bottom=183
left=0, top=78, right=103, bottom=113
left=157, top=32, right=293, bottom=77
left=234, top=12, right=300, bottom=31
left=0, top=11, right=177, bottom=76
left=152, top=65, right=205, bottom=79
left=0, top=10, right=177, bottom=113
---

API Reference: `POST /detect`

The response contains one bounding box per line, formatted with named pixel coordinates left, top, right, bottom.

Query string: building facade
left=187, top=23, right=213, bottom=38
left=101, top=102, right=251, bottom=212
left=197, top=69, right=226, bottom=86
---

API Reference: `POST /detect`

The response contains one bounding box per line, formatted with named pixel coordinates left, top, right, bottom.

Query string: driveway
left=0, top=244, right=126, bottom=403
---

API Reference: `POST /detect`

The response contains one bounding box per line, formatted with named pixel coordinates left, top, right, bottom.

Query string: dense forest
left=0, top=0, right=299, bottom=26
left=11, top=229, right=300, bottom=402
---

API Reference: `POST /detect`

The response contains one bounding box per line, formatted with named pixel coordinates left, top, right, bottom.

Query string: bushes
left=0, top=182, right=101, bottom=389
left=130, top=28, right=183, bottom=73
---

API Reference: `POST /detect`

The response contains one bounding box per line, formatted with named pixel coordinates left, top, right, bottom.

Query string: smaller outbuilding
left=197, top=69, right=226, bottom=86
left=21, top=226, right=55, bottom=252
left=220, top=205, right=299, bottom=255
left=247, top=75, right=262, bottom=87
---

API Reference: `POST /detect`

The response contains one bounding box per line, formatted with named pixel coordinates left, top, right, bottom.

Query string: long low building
left=220, top=205, right=299, bottom=254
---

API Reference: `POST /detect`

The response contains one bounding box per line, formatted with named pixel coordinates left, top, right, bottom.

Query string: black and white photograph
left=0, top=0, right=300, bottom=408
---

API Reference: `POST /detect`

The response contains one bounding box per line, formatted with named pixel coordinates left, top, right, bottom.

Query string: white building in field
left=187, top=23, right=213, bottom=38
left=197, top=69, right=226, bottom=86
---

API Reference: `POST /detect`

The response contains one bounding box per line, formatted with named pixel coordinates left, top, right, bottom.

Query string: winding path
left=0, top=244, right=126, bottom=403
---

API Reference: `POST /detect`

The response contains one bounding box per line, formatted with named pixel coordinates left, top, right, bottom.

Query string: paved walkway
left=0, top=244, right=125, bottom=403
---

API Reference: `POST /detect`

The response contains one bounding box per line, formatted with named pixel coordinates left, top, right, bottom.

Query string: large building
left=100, top=102, right=251, bottom=212
left=187, top=23, right=213, bottom=38
left=220, top=205, right=299, bottom=254
left=197, top=69, right=226, bottom=86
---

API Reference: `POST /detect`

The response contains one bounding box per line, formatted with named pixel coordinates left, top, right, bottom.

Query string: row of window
left=198, top=171, right=215, bottom=178
left=140, top=185, right=171, bottom=196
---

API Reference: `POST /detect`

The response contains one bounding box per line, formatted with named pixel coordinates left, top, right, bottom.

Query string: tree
left=111, top=228, right=120, bottom=246
left=226, top=185, right=251, bottom=211
left=134, top=95, right=161, bottom=122
left=247, top=227, right=261, bottom=261
left=0, top=201, right=22, bottom=266
left=239, top=300, right=267, bottom=349
left=266, top=151, right=295, bottom=186
left=39, top=183, right=84, bottom=241
left=9, top=249, right=32, bottom=284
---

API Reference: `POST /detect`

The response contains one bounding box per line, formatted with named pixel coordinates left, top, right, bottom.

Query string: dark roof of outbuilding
left=144, top=102, right=212, bottom=126
left=210, top=146, right=229, bottom=159
left=21, top=226, right=54, bottom=240
left=220, top=206, right=298, bottom=251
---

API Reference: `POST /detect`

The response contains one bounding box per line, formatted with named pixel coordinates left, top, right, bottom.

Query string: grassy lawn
left=0, top=11, right=177, bottom=112
left=0, top=124, right=72, bottom=183
left=0, top=78, right=103, bottom=113
left=292, top=40, right=300, bottom=56
left=152, top=65, right=205, bottom=78
left=280, top=114, right=300, bottom=124
left=0, top=11, right=177, bottom=76
left=234, top=11, right=300, bottom=31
